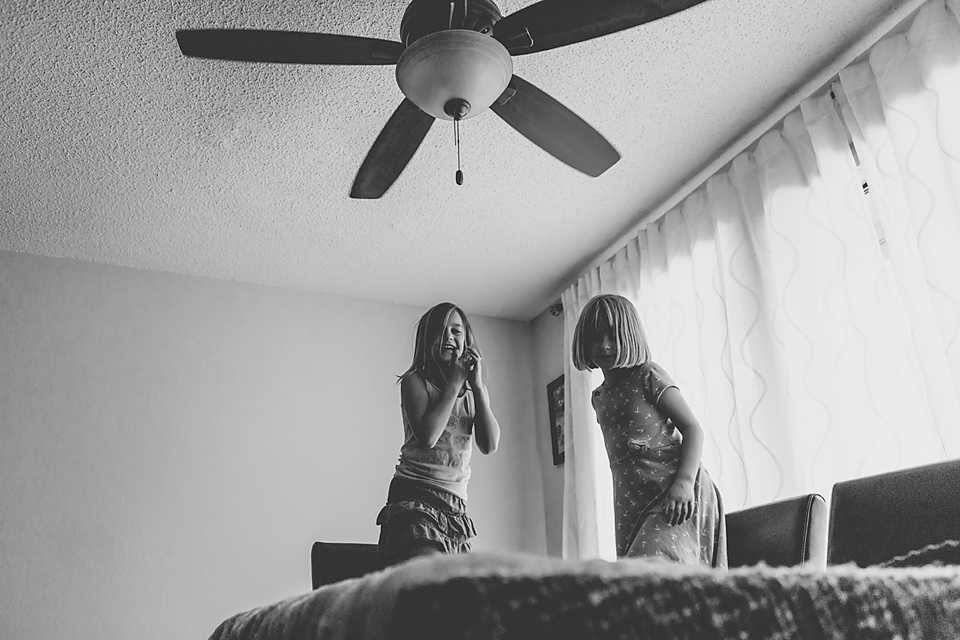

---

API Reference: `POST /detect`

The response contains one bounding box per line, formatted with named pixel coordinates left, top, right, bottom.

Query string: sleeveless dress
left=376, top=374, right=477, bottom=563
left=592, top=362, right=727, bottom=567
left=394, top=375, right=474, bottom=500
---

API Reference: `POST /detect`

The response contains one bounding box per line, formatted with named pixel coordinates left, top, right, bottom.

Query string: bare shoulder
left=400, top=370, right=427, bottom=395
left=400, top=370, right=433, bottom=424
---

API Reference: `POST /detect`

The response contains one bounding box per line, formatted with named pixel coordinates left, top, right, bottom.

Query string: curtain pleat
left=561, top=0, right=960, bottom=559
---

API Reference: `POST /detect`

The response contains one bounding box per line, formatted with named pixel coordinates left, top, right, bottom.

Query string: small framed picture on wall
left=546, top=374, right=565, bottom=465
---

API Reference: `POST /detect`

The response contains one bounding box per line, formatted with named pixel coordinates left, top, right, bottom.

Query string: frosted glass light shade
left=396, top=29, right=513, bottom=121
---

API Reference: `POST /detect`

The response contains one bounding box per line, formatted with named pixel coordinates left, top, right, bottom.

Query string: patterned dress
left=592, top=362, right=727, bottom=567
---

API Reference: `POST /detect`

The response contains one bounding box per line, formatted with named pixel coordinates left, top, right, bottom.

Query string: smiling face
left=437, top=310, right=466, bottom=363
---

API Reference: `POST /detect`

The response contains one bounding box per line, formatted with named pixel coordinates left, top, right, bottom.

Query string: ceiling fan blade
left=490, top=75, right=619, bottom=178
left=493, top=0, right=709, bottom=55
left=175, top=30, right=404, bottom=65
left=351, top=99, right=435, bottom=199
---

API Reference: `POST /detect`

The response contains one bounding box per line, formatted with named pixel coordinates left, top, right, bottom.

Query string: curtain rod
left=543, top=0, right=928, bottom=315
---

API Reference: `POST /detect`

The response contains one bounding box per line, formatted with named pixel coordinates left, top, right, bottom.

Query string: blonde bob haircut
left=572, top=294, right=651, bottom=371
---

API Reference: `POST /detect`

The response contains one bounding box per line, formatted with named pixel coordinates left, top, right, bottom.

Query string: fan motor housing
left=396, top=29, right=512, bottom=121
left=400, top=0, right=503, bottom=47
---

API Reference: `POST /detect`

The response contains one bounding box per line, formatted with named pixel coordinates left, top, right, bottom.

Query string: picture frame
left=546, top=374, right=565, bottom=465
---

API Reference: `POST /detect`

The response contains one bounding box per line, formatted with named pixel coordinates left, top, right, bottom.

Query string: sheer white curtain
left=561, top=0, right=960, bottom=560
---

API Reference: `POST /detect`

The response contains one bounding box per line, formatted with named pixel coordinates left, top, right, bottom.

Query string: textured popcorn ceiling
left=1, top=0, right=916, bottom=320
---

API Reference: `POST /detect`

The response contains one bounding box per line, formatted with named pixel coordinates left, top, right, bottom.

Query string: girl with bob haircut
left=376, top=302, right=501, bottom=566
left=572, top=294, right=727, bottom=567
left=572, top=293, right=651, bottom=370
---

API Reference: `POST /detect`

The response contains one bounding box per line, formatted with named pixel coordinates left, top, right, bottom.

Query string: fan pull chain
left=454, top=117, right=463, bottom=186
left=448, top=1, right=467, bottom=29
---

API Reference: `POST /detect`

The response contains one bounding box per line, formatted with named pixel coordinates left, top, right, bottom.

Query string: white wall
left=529, top=305, right=566, bottom=557
left=0, top=249, right=545, bottom=640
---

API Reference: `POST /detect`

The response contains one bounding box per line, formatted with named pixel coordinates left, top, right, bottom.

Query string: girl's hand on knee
left=664, top=478, right=695, bottom=526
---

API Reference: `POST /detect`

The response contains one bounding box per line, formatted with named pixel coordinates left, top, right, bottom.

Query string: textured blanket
left=209, top=552, right=960, bottom=640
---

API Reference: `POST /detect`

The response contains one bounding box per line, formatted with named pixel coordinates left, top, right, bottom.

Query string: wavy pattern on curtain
left=561, top=0, right=960, bottom=560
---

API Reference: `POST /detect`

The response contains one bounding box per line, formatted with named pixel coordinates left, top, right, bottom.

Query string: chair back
left=311, top=541, right=382, bottom=588
left=828, top=459, right=960, bottom=566
left=726, top=493, right=827, bottom=569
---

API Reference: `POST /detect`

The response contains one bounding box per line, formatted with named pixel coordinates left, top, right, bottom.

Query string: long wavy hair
left=400, top=302, right=479, bottom=388
left=571, top=294, right=650, bottom=371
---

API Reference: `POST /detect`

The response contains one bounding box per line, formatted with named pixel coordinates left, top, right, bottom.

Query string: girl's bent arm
left=657, top=386, right=704, bottom=525
left=657, top=387, right=704, bottom=483
left=472, top=383, right=500, bottom=454
left=400, top=372, right=462, bottom=448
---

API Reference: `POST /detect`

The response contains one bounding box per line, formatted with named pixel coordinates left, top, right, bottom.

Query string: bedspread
left=209, top=551, right=960, bottom=640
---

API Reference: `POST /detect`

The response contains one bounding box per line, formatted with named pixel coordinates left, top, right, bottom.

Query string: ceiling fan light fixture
left=396, top=29, right=513, bottom=121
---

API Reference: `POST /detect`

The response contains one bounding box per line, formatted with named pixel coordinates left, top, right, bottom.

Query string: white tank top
left=394, top=375, right=474, bottom=500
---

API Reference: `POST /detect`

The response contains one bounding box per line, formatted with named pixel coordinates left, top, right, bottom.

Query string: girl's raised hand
left=464, top=347, right=482, bottom=386
left=446, top=349, right=471, bottom=389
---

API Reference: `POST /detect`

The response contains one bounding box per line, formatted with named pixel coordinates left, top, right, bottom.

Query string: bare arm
left=472, top=383, right=500, bottom=454
left=656, top=386, right=704, bottom=525
left=400, top=368, right=466, bottom=448
left=465, top=346, right=500, bottom=454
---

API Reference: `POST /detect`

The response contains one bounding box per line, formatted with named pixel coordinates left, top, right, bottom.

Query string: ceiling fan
left=176, top=0, right=709, bottom=199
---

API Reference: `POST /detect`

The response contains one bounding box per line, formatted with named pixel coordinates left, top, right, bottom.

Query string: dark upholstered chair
left=725, top=493, right=828, bottom=569
left=311, top=542, right=381, bottom=589
left=312, top=493, right=831, bottom=584
left=827, top=459, right=960, bottom=567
